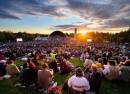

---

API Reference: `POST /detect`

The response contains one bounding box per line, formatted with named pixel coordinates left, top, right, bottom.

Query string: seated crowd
left=0, top=45, right=130, bottom=94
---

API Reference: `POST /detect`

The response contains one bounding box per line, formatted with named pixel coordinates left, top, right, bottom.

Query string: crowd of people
left=0, top=38, right=130, bottom=94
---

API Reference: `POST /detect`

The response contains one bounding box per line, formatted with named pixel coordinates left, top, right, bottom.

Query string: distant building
left=74, top=28, right=77, bottom=39
left=35, top=36, right=48, bottom=41
left=16, top=38, right=23, bottom=42
left=74, top=28, right=77, bottom=35
left=49, top=31, right=66, bottom=38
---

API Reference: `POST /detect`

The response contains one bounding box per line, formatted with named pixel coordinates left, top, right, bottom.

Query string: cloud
left=0, top=9, right=21, bottom=19
left=53, top=22, right=90, bottom=31
left=0, top=0, right=130, bottom=30
left=65, top=0, right=130, bottom=29
left=65, top=0, right=124, bottom=19
left=0, top=0, right=67, bottom=20
left=106, top=18, right=130, bottom=28
left=54, top=24, right=77, bottom=30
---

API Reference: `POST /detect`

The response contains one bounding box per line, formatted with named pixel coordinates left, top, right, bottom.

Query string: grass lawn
left=0, top=58, right=130, bottom=94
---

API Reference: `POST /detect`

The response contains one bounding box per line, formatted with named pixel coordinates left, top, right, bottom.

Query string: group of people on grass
left=0, top=40, right=130, bottom=94
left=0, top=49, right=74, bottom=94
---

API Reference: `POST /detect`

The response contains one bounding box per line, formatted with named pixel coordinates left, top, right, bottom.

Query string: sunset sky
left=0, top=0, right=130, bottom=34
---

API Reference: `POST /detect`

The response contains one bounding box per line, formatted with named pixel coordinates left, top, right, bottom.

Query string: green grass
left=0, top=77, right=40, bottom=94
left=54, top=58, right=83, bottom=85
left=99, top=80, right=130, bottom=94
left=15, top=60, right=25, bottom=67
left=0, top=58, right=130, bottom=94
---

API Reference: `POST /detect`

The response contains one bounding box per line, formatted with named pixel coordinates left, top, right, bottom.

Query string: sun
left=80, top=30, right=87, bottom=35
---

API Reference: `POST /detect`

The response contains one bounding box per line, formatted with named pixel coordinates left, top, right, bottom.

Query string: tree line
left=0, top=31, right=47, bottom=42
left=0, top=28, right=130, bottom=43
left=86, top=28, right=130, bottom=43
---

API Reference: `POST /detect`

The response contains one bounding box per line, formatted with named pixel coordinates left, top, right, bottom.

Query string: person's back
left=38, top=70, right=51, bottom=87
left=105, top=62, right=119, bottom=80
left=118, top=60, right=130, bottom=82
left=19, top=62, right=37, bottom=86
left=90, top=72, right=101, bottom=92
left=19, top=67, right=29, bottom=85
left=68, top=75, right=90, bottom=91
left=28, top=62, right=37, bottom=85
left=84, top=59, right=93, bottom=68
left=49, top=61, right=59, bottom=72
left=60, top=61, right=70, bottom=74
left=68, top=68, right=90, bottom=94
left=105, top=66, right=118, bottom=80
left=38, top=63, right=53, bottom=89
left=0, top=62, right=6, bottom=76
left=89, top=65, right=102, bottom=93
left=6, top=61, right=19, bottom=76
left=50, top=52, right=57, bottom=61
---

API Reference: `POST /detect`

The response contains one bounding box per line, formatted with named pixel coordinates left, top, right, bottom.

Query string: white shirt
left=103, top=65, right=110, bottom=75
left=68, top=75, right=90, bottom=91
left=84, top=59, right=93, bottom=67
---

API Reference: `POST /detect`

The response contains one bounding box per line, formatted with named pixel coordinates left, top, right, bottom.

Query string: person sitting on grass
left=16, top=61, right=37, bottom=88
left=118, top=60, right=130, bottom=82
left=68, top=67, right=90, bottom=94
left=95, top=58, right=103, bottom=75
left=18, top=63, right=29, bottom=86
left=59, top=58, right=73, bottom=75
left=103, top=60, right=119, bottom=80
left=32, top=57, right=39, bottom=67
left=26, top=62, right=37, bottom=86
left=0, top=60, right=6, bottom=77
left=80, top=51, right=89, bottom=62
left=89, top=64, right=102, bottom=94
left=6, top=59, right=20, bottom=77
left=0, top=52, right=6, bottom=60
left=84, top=60, right=93, bottom=80
left=27, top=58, right=36, bottom=69
left=119, top=56, right=128, bottom=65
left=84, top=57, right=93, bottom=68
left=50, top=51, right=57, bottom=61
left=37, top=63, right=54, bottom=92
left=49, top=60, right=59, bottom=72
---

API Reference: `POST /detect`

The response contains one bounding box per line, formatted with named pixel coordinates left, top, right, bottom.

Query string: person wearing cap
left=68, top=67, right=90, bottom=94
